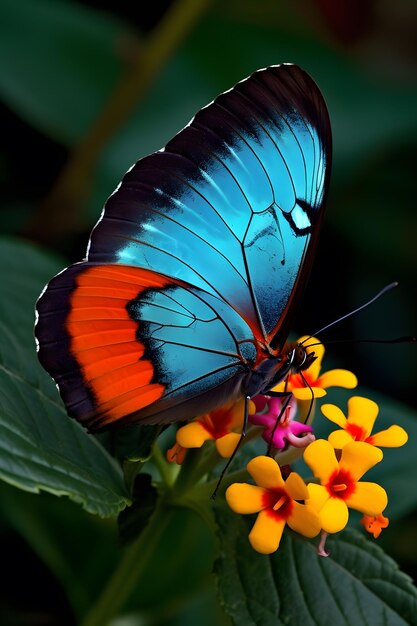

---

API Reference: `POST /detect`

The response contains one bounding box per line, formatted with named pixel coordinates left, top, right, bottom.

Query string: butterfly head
left=288, top=343, right=317, bottom=373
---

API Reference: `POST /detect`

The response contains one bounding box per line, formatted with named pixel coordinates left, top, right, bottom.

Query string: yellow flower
left=304, top=439, right=387, bottom=534
left=226, top=456, right=321, bottom=554
left=174, top=398, right=251, bottom=458
left=322, top=396, right=408, bottom=449
left=273, top=336, right=357, bottom=400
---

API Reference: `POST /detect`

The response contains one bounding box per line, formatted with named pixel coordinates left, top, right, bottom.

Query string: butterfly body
left=35, top=64, right=331, bottom=431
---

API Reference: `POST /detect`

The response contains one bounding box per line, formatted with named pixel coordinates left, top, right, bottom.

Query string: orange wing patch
left=67, top=265, right=169, bottom=428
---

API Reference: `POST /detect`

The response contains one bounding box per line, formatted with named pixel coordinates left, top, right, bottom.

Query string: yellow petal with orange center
left=303, top=439, right=338, bottom=483
left=216, top=432, right=241, bottom=458
left=225, top=397, right=245, bottom=430
left=247, top=456, right=284, bottom=489
left=320, top=497, right=349, bottom=533
left=369, top=425, right=408, bottom=448
left=346, top=396, right=378, bottom=436
left=328, top=429, right=354, bottom=449
left=249, top=510, right=286, bottom=554
left=339, top=441, right=383, bottom=480
left=285, top=472, right=309, bottom=501
left=292, top=386, right=327, bottom=400
left=298, top=335, right=324, bottom=380
left=321, top=403, right=347, bottom=428
left=287, top=502, right=321, bottom=537
left=176, top=421, right=213, bottom=448
left=306, top=483, right=329, bottom=512
left=225, top=483, right=266, bottom=514
left=317, top=369, right=358, bottom=390
left=345, top=482, right=388, bottom=516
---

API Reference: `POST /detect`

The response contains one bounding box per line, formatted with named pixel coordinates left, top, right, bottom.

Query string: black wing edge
left=35, top=264, right=97, bottom=427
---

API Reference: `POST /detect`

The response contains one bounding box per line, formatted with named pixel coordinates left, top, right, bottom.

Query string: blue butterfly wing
left=36, top=64, right=331, bottom=429
left=89, top=64, right=331, bottom=346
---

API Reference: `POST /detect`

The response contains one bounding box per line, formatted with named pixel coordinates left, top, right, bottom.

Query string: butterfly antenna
left=304, top=336, right=416, bottom=349
left=301, top=282, right=399, bottom=345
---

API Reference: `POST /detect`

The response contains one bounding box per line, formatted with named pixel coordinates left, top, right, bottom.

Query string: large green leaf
left=215, top=507, right=417, bottom=626
left=0, top=238, right=130, bottom=516
left=0, top=0, right=131, bottom=143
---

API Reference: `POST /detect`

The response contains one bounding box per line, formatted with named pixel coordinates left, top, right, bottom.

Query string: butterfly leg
left=265, top=391, right=293, bottom=456
left=211, top=395, right=250, bottom=500
left=299, top=371, right=315, bottom=424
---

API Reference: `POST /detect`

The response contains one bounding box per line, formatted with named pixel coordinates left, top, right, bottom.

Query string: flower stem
left=81, top=505, right=171, bottom=626
left=153, top=442, right=178, bottom=485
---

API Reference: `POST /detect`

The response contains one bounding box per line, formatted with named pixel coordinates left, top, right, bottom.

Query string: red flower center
left=262, top=487, right=294, bottom=520
left=326, top=468, right=356, bottom=500
left=201, top=407, right=234, bottom=439
left=345, top=422, right=367, bottom=441
left=289, top=371, right=315, bottom=389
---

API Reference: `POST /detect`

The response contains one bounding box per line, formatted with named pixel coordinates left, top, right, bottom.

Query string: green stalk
left=153, top=442, right=179, bottom=486
left=81, top=505, right=171, bottom=626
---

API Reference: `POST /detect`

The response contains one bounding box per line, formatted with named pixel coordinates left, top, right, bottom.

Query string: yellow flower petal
left=285, top=472, right=309, bottom=501
left=216, top=432, right=241, bottom=458
left=287, top=502, right=321, bottom=538
left=292, top=386, right=327, bottom=400
left=321, top=403, right=347, bottom=428
left=306, top=483, right=329, bottom=512
left=339, top=441, right=383, bottom=480
left=347, top=396, right=378, bottom=436
left=303, top=439, right=338, bottom=483
left=320, top=497, right=349, bottom=533
left=317, top=369, right=358, bottom=390
left=226, top=483, right=266, bottom=514
left=249, top=510, right=286, bottom=554
left=346, top=482, right=388, bottom=516
left=176, top=421, right=212, bottom=448
left=225, top=397, right=245, bottom=430
left=299, top=335, right=324, bottom=380
left=247, top=456, right=284, bottom=489
left=328, top=429, right=354, bottom=449
left=369, top=425, right=408, bottom=448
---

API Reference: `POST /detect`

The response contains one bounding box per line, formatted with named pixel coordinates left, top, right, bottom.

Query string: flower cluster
left=165, top=336, right=408, bottom=556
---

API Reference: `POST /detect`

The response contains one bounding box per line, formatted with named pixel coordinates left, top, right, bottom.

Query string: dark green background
left=1, top=1, right=416, bottom=624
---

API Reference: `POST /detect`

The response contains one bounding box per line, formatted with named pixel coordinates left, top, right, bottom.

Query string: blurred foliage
left=0, top=0, right=416, bottom=624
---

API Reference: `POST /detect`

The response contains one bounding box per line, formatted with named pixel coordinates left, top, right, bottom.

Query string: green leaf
left=0, top=0, right=132, bottom=143
left=0, top=237, right=130, bottom=516
left=98, top=423, right=163, bottom=463
left=215, top=507, right=417, bottom=626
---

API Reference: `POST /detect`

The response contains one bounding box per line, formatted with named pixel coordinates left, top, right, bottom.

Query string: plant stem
left=153, top=442, right=178, bottom=485
left=81, top=506, right=171, bottom=626
left=27, top=0, right=212, bottom=243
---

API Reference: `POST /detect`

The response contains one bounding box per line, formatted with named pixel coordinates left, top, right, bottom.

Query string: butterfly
left=35, top=63, right=332, bottom=432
